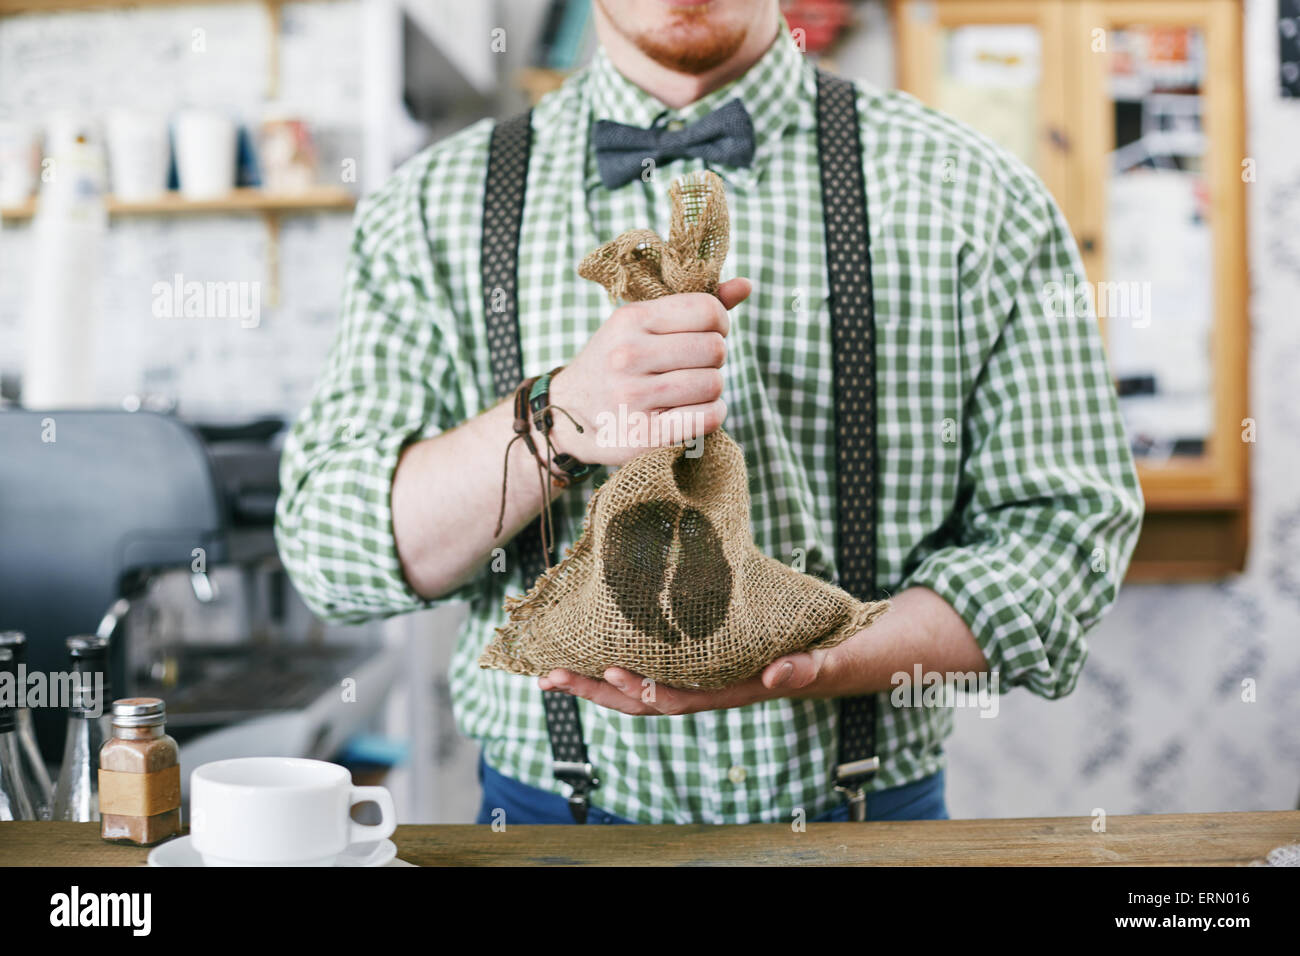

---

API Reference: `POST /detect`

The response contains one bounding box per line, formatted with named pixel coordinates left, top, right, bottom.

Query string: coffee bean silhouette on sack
left=479, top=171, right=890, bottom=690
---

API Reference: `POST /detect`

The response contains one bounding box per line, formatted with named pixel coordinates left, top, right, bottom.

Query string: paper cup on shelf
left=173, top=109, right=236, bottom=200
left=0, top=120, right=41, bottom=206
left=106, top=109, right=170, bottom=202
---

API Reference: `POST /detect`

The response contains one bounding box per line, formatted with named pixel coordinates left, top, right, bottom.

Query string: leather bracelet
left=495, top=368, right=593, bottom=563
left=513, top=375, right=542, bottom=460
left=528, top=366, right=596, bottom=485
left=509, top=374, right=569, bottom=487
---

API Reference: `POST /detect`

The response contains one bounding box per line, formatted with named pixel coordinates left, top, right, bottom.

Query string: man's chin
left=633, top=20, right=749, bottom=75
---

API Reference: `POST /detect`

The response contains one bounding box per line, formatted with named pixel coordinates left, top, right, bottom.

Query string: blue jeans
left=474, top=754, right=949, bottom=824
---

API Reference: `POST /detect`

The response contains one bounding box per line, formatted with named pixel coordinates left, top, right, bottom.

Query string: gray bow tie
left=592, top=98, right=755, bottom=189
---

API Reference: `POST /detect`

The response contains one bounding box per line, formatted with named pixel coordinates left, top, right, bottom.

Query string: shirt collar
left=580, top=19, right=813, bottom=192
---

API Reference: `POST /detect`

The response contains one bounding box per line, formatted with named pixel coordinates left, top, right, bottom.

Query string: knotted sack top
left=577, top=169, right=730, bottom=301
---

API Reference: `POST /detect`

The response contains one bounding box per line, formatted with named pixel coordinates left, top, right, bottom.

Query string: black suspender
left=482, top=111, right=602, bottom=823
left=816, top=70, right=882, bottom=821
left=477, top=68, right=880, bottom=823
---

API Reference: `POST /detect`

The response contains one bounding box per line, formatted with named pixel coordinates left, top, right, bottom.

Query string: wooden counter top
left=2, top=811, right=1297, bottom=866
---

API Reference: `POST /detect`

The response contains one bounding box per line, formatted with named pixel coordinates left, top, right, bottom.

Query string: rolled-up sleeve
left=901, top=178, right=1144, bottom=699
left=274, top=165, right=483, bottom=624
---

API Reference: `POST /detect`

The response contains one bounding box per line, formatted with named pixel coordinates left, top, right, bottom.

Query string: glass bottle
left=99, top=698, right=181, bottom=845
left=51, top=634, right=111, bottom=821
left=0, top=647, right=36, bottom=821
left=0, top=631, right=55, bottom=819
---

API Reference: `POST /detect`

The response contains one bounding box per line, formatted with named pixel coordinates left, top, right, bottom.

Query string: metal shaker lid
left=111, top=697, right=166, bottom=727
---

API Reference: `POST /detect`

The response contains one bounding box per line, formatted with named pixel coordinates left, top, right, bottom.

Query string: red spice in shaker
left=98, top=698, right=181, bottom=845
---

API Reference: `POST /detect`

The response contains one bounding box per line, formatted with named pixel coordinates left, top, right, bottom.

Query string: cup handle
left=347, top=785, right=397, bottom=852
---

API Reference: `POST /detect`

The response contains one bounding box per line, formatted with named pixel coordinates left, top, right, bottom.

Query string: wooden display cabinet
left=894, top=0, right=1250, bottom=579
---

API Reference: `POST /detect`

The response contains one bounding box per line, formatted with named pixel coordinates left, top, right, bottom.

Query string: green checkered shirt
left=275, top=28, right=1143, bottom=823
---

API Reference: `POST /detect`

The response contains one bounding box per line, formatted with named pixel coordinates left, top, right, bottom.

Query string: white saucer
left=147, top=835, right=402, bottom=867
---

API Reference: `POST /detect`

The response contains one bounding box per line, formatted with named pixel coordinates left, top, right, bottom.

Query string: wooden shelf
left=0, top=186, right=356, bottom=221
left=0, top=186, right=356, bottom=307
left=0, top=0, right=308, bottom=12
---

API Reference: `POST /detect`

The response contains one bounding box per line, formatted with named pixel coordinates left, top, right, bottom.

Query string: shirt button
left=665, top=118, right=685, bottom=132
left=727, top=765, right=748, bottom=785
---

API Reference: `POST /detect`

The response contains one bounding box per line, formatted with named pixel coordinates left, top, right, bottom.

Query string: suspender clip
left=554, top=760, right=601, bottom=824
left=834, top=756, right=880, bottom=822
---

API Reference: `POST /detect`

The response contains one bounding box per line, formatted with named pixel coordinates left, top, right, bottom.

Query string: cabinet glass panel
left=937, top=24, right=1043, bottom=173
left=1103, top=25, right=1213, bottom=462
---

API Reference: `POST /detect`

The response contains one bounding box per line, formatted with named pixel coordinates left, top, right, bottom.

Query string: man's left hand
left=537, top=648, right=835, bottom=716
left=535, top=588, right=986, bottom=715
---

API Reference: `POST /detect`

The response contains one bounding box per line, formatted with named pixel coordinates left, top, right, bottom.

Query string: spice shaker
left=98, top=698, right=181, bottom=845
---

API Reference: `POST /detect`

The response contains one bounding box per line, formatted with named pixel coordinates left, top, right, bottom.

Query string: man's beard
left=603, top=3, right=750, bottom=75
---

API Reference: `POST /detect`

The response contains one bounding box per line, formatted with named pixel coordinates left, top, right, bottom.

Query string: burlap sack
left=478, top=170, right=890, bottom=689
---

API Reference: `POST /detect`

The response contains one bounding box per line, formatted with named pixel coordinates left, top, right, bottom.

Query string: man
left=275, top=0, right=1144, bottom=824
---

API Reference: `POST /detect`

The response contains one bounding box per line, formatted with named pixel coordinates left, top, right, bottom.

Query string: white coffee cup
left=190, top=757, right=396, bottom=867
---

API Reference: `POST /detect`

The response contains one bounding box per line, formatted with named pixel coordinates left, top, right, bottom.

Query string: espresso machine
left=0, top=409, right=392, bottom=768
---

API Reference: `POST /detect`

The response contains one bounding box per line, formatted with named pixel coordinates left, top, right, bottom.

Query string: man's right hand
left=391, top=276, right=751, bottom=598
left=547, top=276, right=752, bottom=466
